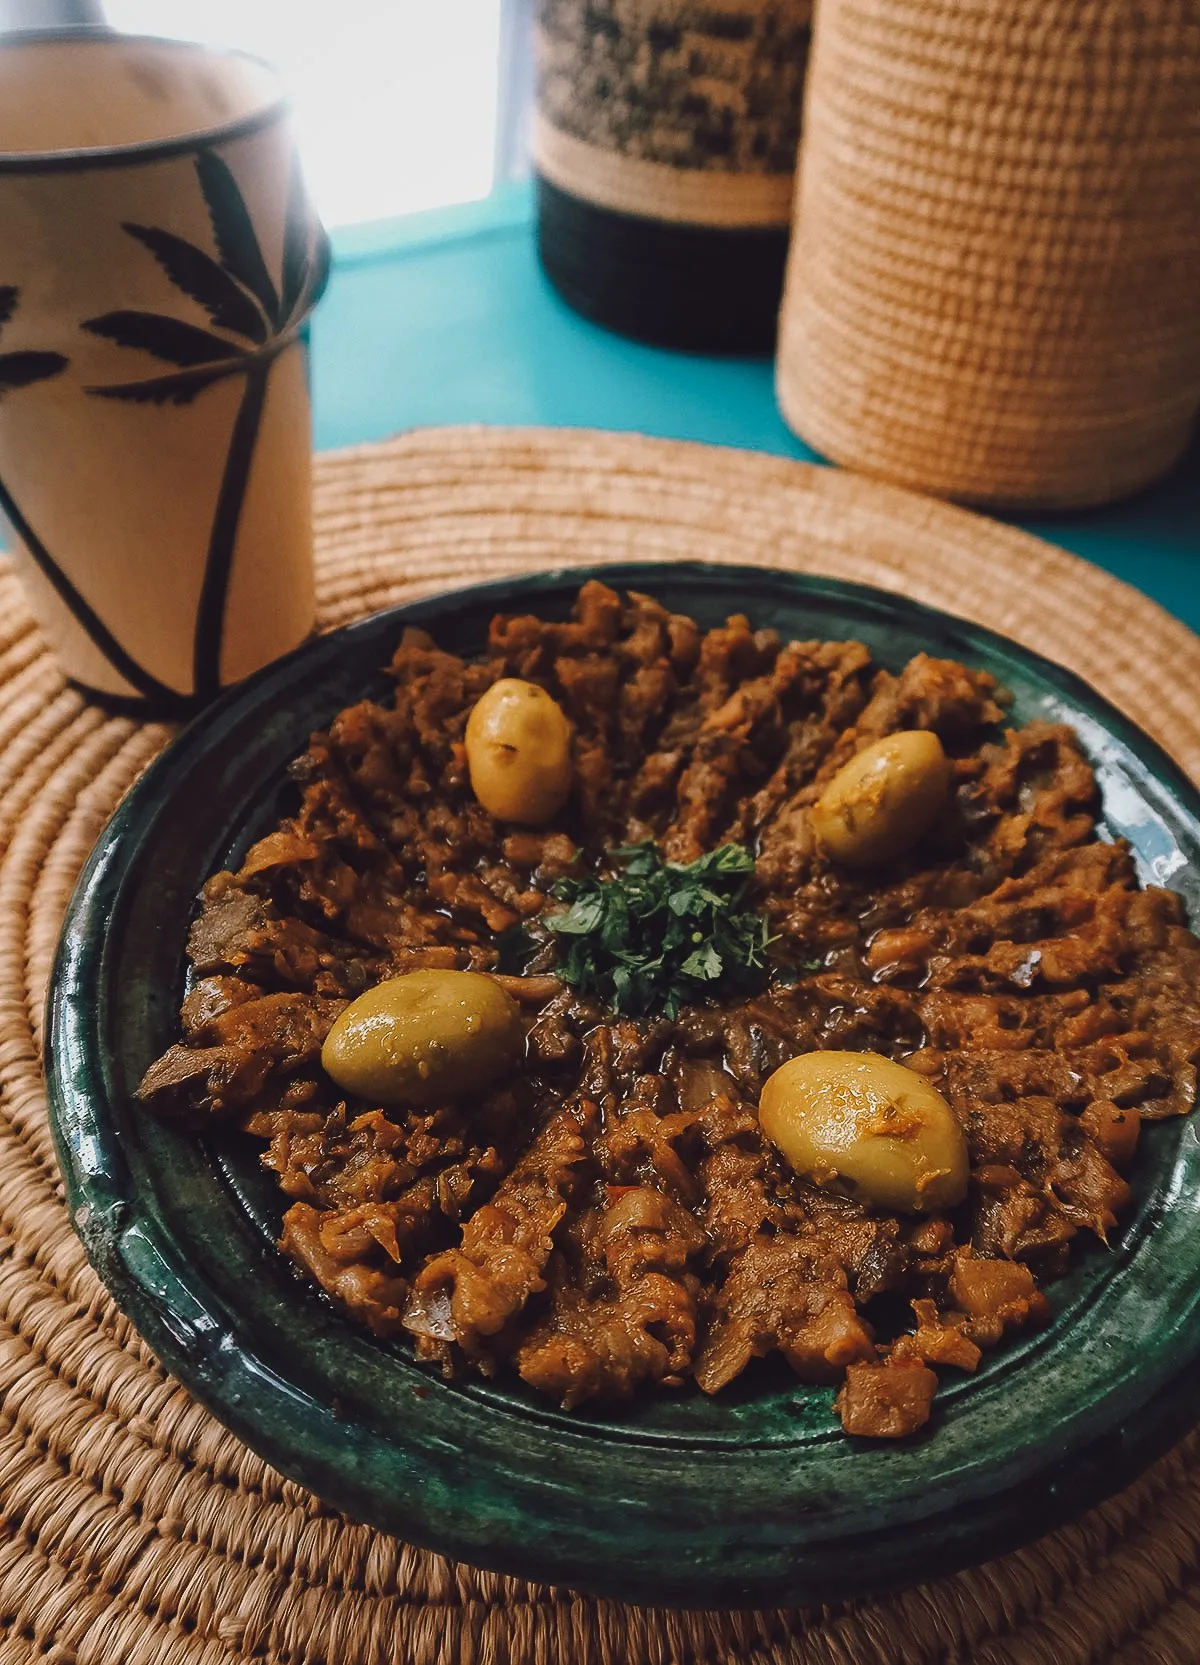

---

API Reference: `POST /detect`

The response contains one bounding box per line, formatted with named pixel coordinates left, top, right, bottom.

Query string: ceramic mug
left=0, top=31, right=329, bottom=715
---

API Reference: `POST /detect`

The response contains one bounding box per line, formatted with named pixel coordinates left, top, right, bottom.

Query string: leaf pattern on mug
left=0, top=285, right=68, bottom=398
left=84, top=311, right=250, bottom=366
left=86, top=363, right=239, bottom=407
left=83, top=147, right=329, bottom=406
left=0, top=350, right=69, bottom=396
left=0, top=287, right=188, bottom=709
left=280, top=148, right=331, bottom=320
left=197, top=149, right=281, bottom=327
left=120, top=224, right=269, bottom=343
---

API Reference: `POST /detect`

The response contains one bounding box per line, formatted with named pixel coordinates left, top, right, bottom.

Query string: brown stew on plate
left=138, top=581, right=1200, bottom=1438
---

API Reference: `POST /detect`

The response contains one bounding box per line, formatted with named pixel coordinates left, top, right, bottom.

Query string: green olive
left=321, top=970, right=523, bottom=1106
left=811, top=730, right=950, bottom=867
left=465, top=678, right=573, bottom=825
left=758, top=1050, right=968, bottom=1213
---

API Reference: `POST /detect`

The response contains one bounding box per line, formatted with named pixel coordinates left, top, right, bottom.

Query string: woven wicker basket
left=776, top=0, right=1200, bottom=509
left=534, top=0, right=812, bottom=349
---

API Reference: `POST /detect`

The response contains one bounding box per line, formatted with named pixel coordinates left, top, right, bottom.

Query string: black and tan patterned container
left=777, top=0, right=1200, bottom=509
left=535, top=1, right=812, bottom=351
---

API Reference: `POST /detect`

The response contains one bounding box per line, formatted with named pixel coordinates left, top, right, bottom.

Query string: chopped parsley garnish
left=543, top=841, right=772, bottom=1018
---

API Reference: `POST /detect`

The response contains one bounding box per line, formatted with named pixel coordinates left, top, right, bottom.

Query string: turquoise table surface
left=313, top=182, right=1200, bottom=636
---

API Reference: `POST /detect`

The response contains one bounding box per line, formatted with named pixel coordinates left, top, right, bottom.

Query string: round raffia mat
left=4, top=426, right=1200, bottom=1665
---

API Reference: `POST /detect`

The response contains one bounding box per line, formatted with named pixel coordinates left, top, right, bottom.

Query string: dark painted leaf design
left=86, top=363, right=233, bottom=406
left=0, top=287, right=17, bottom=332
left=0, top=350, right=67, bottom=395
left=82, top=311, right=246, bottom=367
left=195, top=150, right=280, bottom=328
left=121, top=223, right=267, bottom=343
left=306, top=223, right=333, bottom=312
left=280, top=151, right=309, bottom=320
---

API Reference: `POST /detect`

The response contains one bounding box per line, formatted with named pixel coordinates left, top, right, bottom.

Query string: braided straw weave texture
left=4, top=427, right=1200, bottom=1665
left=776, top=0, right=1200, bottom=510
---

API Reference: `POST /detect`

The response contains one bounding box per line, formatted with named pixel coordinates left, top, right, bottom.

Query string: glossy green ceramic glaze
left=45, top=563, right=1200, bottom=1607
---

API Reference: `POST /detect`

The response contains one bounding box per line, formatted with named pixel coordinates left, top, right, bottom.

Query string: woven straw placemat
left=4, top=426, right=1200, bottom=1665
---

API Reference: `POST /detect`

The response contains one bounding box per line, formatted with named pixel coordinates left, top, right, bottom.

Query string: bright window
left=103, top=0, right=505, bottom=228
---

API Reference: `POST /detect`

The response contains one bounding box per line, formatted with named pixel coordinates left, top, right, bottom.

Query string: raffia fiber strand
left=777, top=0, right=1200, bottom=509
left=2, top=429, right=1200, bottom=1662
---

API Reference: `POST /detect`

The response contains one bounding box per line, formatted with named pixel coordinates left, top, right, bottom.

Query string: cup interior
left=0, top=34, right=281, bottom=161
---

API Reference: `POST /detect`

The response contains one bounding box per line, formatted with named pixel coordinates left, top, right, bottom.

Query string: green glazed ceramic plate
left=46, top=562, right=1200, bottom=1607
